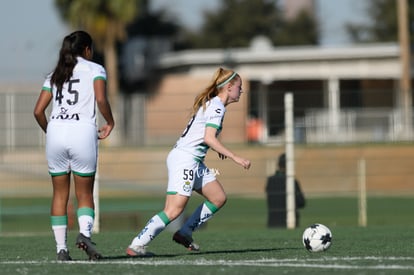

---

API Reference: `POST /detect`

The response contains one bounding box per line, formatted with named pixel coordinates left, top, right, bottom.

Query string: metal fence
left=298, top=108, right=412, bottom=143
left=0, top=90, right=413, bottom=203
left=1, top=91, right=413, bottom=149
left=0, top=92, right=147, bottom=150
left=0, top=93, right=45, bottom=149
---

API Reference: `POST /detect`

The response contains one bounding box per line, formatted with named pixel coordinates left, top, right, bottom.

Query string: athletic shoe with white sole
left=172, top=231, right=200, bottom=251
left=76, top=233, right=102, bottom=260
left=126, top=245, right=153, bottom=257
left=57, top=249, right=72, bottom=261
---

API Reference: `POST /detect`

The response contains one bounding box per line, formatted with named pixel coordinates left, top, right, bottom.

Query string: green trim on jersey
left=206, top=123, right=220, bottom=129
left=94, top=76, right=106, bottom=81
left=194, top=143, right=209, bottom=162
left=73, top=171, right=96, bottom=177
left=194, top=156, right=204, bottom=162
left=42, top=86, right=52, bottom=92
left=51, top=215, right=68, bottom=226
left=167, top=191, right=178, bottom=195
left=196, top=144, right=209, bottom=154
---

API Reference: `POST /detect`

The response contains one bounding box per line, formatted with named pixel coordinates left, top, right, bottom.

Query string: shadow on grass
left=100, top=247, right=300, bottom=261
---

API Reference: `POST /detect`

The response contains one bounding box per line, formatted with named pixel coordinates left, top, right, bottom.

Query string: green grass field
left=1, top=196, right=414, bottom=274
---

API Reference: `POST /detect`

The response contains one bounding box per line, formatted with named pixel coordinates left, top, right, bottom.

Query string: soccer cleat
left=76, top=233, right=102, bottom=260
left=57, top=249, right=72, bottom=261
left=172, top=231, right=200, bottom=251
left=126, top=245, right=153, bottom=257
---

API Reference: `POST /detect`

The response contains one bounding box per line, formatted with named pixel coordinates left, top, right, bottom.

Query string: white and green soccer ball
left=302, top=223, right=332, bottom=252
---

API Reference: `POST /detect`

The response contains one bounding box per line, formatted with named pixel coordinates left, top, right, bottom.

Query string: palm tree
left=54, top=0, right=139, bottom=104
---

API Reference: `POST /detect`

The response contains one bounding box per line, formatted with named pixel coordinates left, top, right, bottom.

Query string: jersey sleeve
left=92, top=64, right=107, bottom=82
left=204, top=102, right=225, bottom=129
left=41, top=74, right=52, bottom=92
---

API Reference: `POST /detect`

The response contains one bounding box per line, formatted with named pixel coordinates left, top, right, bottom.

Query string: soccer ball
left=302, top=223, right=332, bottom=252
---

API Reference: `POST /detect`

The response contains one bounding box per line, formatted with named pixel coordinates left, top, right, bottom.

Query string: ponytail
left=190, top=68, right=239, bottom=116
left=50, top=31, right=92, bottom=93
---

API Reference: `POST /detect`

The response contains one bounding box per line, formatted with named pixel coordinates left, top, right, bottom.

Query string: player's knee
left=213, top=194, right=227, bottom=208
left=220, top=196, right=227, bottom=207
left=164, top=208, right=184, bottom=221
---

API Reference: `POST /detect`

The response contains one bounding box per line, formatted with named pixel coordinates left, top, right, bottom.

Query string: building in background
left=1, top=39, right=408, bottom=148
left=147, top=39, right=404, bottom=145
left=0, top=0, right=411, bottom=148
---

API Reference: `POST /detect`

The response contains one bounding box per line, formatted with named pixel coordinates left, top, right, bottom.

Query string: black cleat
left=57, top=249, right=72, bottom=261
left=76, top=233, right=103, bottom=260
left=172, top=231, right=200, bottom=251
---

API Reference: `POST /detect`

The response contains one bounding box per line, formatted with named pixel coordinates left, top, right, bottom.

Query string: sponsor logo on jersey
left=209, top=114, right=222, bottom=120
left=51, top=107, right=80, bottom=121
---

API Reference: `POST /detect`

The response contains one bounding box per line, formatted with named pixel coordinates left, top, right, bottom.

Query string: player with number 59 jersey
left=175, top=96, right=225, bottom=162
left=126, top=68, right=251, bottom=257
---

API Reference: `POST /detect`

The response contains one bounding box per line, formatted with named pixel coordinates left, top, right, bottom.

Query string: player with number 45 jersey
left=34, top=30, right=114, bottom=261
left=126, top=67, right=251, bottom=257
left=43, top=53, right=106, bottom=124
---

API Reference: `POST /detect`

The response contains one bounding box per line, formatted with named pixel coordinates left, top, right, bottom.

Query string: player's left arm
left=204, top=126, right=251, bottom=169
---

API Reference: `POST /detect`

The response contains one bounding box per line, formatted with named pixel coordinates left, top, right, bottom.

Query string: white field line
left=1, top=257, right=414, bottom=270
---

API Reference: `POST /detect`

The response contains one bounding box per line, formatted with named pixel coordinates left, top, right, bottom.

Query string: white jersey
left=42, top=56, right=106, bottom=126
left=175, top=96, right=226, bottom=161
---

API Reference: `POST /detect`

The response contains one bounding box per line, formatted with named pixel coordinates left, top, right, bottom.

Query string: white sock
left=78, top=215, right=94, bottom=237
left=77, top=207, right=94, bottom=238
left=51, top=216, right=68, bottom=253
left=131, top=211, right=170, bottom=246
left=52, top=226, right=67, bottom=252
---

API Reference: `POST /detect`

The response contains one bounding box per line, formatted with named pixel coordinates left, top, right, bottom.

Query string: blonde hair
left=190, top=68, right=240, bottom=116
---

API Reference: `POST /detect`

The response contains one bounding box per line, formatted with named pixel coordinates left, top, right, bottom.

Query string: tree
left=181, top=0, right=318, bottom=49
left=119, top=2, right=179, bottom=91
left=276, top=10, right=318, bottom=46
left=346, top=0, right=414, bottom=44
left=54, top=0, right=139, bottom=103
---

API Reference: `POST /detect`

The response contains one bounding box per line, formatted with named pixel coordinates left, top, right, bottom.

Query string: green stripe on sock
left=205, top=201, right=219, bottom=213
left=51, top=215, right=68, bottom=226
left=77, top=207, right=95, bottom=218
left=157, top=211, right=171, bottom=226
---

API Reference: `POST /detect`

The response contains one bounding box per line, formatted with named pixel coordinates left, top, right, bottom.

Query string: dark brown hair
left=50, top=31, right=92, bottom=92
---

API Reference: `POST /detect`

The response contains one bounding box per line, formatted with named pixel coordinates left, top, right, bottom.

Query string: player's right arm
left=94, top=78, right=114, bottom=139
left=33, top=89, right=53, bottom=133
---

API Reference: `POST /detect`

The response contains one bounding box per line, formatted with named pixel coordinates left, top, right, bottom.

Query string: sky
left=317, top=0, right=368, bottom=45
left=0, top=0, right=367, bottom=84
left=0, top=1, right=69, bottom=83
left=150, top=0, right=220, bottom=30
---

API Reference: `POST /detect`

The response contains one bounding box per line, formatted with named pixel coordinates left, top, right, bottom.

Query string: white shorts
left=46, top=122, right=98, bottom=176
left=166, top=148, right=217, bottom=196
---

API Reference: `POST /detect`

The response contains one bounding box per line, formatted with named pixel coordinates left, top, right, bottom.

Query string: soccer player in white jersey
left=34, top=31, right=114, bottom=261
left=126, top=68, right=251, bottom=256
